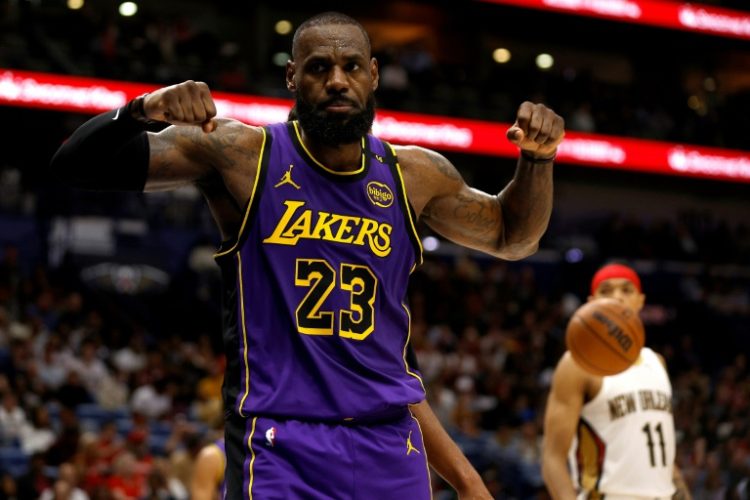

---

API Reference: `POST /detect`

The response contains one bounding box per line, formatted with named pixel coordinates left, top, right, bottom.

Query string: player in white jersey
left=542, top=263, right=691, bottom=499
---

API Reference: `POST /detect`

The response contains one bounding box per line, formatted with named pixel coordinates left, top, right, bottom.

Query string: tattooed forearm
left=451, top=191, right=500, bottom=239
left=412, top=145, right=551, bottom=259
left=496, top=160, right=553, bottom=257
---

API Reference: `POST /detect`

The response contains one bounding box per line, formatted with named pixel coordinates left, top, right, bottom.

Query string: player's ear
left=286, top=61, right=297, bottom=92
left=635, top=293, right=646, bottom=311
left=370, top=57, right=379, bottom=91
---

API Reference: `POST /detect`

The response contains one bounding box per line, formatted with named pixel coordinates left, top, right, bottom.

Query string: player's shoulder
left=213, top=118, right=265, bottom=145
left=392, top=144, right=444, bottom=167
left=552, top=352, right=606, bottom=402
left=196, top=442, right=224, bottom=462
left=554, top=352, right=598, bottom=385
left=643, top=347, right=668, bottom=369
left=392, top=144, right=462, bottom=186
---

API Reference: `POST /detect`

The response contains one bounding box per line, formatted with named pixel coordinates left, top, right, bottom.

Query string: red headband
left=590, top=264, right=641, bottom=295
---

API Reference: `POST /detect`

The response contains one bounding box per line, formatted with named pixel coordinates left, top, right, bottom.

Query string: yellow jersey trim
left=401, top=303, right=426, bottom=392
left=247, top=417, right=258, bottom=499
left=386, top=143, right=423, bottom=266
left=292, top=121, right=365, bottom=175
left=237, top=253, right=251, bottom=416
left=214, top=127, right=267, bottom=258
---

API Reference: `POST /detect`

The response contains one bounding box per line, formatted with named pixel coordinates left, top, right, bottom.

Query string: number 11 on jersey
left=642, top=422, right=667, bottom=467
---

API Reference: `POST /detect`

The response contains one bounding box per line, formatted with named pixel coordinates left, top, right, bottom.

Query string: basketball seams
left=567, top=326, right=609, bottom=376
left=597, top=302, right=645, bottom=346
left=566, top=299, right=649, bottom=376
left=575, top=315, right=633, bottom=365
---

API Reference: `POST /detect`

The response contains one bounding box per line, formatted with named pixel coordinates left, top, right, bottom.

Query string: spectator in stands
left=0, top=392, right=27, bottom=446
left=38, top=463, right=89, bottom=500
left=19, top=405, right=55, bottom=455
left=68, top=339, right=109, bottom=396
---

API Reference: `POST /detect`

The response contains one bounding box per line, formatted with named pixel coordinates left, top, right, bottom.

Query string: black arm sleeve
left=49, top=106, right=153, bottom=191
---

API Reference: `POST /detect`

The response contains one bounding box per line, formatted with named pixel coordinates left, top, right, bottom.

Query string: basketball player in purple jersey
left=51, top=12, right=564, bottom=499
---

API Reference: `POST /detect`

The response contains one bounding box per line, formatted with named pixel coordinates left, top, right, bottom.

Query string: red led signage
left=1, top=69, right=748, bottom=183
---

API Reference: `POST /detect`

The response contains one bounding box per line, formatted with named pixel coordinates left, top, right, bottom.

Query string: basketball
left=565, top=298, right=645, bottom=376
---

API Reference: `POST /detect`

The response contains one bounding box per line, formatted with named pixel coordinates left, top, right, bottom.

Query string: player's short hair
left=292, top=12, right=371, bottom=59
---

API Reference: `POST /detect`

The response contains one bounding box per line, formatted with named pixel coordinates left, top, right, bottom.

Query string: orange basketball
left=565, top=298, right=645, bottom=376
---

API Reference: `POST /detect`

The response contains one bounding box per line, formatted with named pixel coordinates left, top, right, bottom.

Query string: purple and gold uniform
left=215, top=122, right=429, bottom=499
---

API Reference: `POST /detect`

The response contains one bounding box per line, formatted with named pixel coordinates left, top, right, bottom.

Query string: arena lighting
left=479, top=0, right=750, bottom=41
left=492, top=48, right=512, bottom=63
left=422, top=237, right=441, bottom=252
left=535, top=53, right=554, bottom=69
left=67, top=0, right=84, bottom=10
left=1, top=69, right=749, bottom=183
left=275, top=20, right=293, bottom=35
left=272, top=52, right=290, bottom=67
left=118, top=1, right=138, bottom=17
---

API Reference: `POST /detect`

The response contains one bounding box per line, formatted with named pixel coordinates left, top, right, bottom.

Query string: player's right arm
left=542, top=352, right=589, bottom=500
left=50, top=81, right=261, bottom=193
left=190, top=443, right=224, bottom=500
left=50, top=81, right=263, bottom=238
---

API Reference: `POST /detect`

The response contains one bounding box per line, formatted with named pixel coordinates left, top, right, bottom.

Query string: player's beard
left=295, top=93, right=375, bottom=146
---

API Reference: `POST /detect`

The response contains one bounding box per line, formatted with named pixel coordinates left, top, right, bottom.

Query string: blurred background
left=0, top=0, right=749, bottom=498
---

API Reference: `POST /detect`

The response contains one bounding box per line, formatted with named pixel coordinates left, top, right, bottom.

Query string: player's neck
left=300, top=131, right=363, bottom=172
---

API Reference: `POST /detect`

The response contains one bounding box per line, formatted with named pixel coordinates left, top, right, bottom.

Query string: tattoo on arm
left=148, top=133, right=179, bottom=181
left=451, top=192, right=500, bottom=236
left=421, top=149, right=502, bottom=247
left=149, top=121, right=254, bottom=185
left=425, top=149, right=462, bottom=183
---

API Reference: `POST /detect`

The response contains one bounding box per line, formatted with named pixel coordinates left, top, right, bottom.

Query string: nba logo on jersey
left=265, top=427, right=277, bottom=447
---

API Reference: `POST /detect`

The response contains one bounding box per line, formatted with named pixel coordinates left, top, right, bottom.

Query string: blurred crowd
left=1, top=1, right=749, bottom=498
left=0, top=253, right=226, bottom=500
left=1, top=0, right=748, bottom=150
left=0, top=232, right=749, bottom=498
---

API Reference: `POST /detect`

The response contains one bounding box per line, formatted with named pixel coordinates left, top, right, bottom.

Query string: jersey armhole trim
left=214, top=127, right=271, bottom=259
left=384, top=142, right=423, bottom=268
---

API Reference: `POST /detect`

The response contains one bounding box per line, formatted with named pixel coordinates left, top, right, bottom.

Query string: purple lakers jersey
left=215, top=121, right=425, bottom=420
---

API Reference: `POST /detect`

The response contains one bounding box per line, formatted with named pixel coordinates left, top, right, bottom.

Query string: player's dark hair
left=292, top=12, right=370, bottom=59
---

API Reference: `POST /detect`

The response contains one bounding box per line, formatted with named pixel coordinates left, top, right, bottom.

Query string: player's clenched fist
left=142, top=80, right=218, bottom=133
left=506, top=101, right=565, bottom=160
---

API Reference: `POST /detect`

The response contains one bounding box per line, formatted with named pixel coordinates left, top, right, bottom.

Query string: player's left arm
left=655, top=353, right=693, bottom=500
left=191, top=444, right=223, bottom=500
left=402, top=102, right=563, bottom=261
left=409, top=400, right=492, bottom=499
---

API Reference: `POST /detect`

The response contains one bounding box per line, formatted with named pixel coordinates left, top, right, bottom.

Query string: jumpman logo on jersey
left=274, top=164, right=301, bottom=189
left=406, top=431, right=421, bottom=456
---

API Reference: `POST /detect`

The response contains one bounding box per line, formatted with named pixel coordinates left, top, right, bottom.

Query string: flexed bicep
left=146, top=119, right=261, bottom=192
left=397, top=146, right=507, bottom=258
left=145, top=125, right=216, bottom=191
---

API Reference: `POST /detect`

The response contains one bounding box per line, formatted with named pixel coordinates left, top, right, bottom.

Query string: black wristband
left=125, top=93, right=158, bottom=125
left=520, top=150, right=556, bottom=163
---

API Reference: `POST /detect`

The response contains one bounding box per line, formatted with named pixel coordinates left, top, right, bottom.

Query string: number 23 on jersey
left=294, top=258, right=377, bottom=340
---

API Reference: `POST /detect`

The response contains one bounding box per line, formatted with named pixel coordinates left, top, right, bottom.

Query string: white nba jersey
left=569, top=347, right=675, bottom=499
